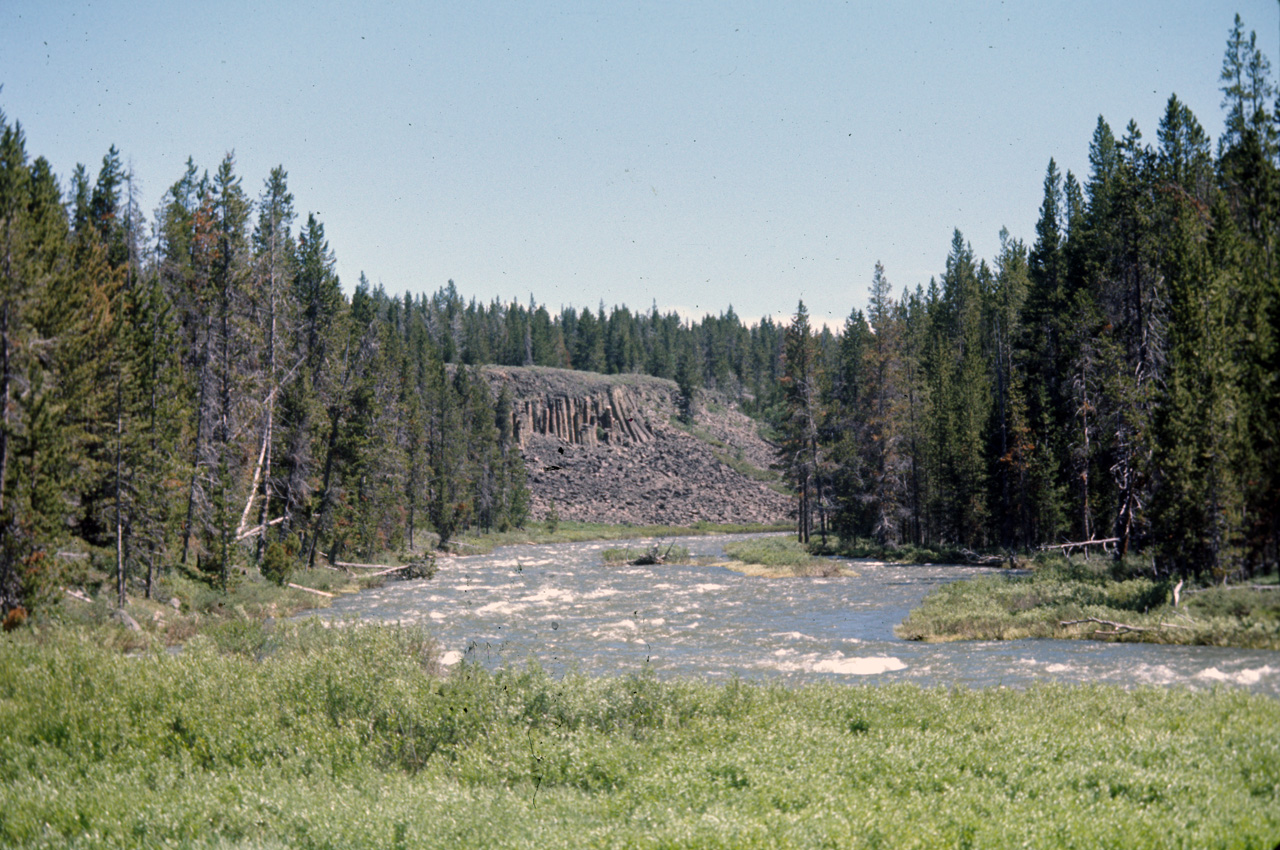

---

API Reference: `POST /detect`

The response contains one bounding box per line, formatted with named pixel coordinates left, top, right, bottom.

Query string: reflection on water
left=303, top=533, right=1280, bottom=696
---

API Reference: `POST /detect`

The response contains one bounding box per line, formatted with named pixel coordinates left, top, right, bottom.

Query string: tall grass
left=0, top=624, right=1276, bottom=848
left=722, top=537, right=850, bottom=576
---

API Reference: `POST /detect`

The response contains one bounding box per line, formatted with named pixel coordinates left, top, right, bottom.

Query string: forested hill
left=1, top=13, right=1279, bottom=616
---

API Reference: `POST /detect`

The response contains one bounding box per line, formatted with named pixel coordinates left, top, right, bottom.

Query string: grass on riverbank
left=721, top=537, right=854, bottom=577
left=898, top=555, right=1280, bottom=649
left=600, top=543, right=692, bottom=565
left=0, top=622, right=1275, bottom=850
left=815, top=537, right=977, bottom=565
left=47, top=564, right=366, bottom=650
left=448, top=520, right=789, bottom=555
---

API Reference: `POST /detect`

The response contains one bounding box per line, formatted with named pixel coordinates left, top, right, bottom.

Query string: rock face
left=509, top=384, right=654, bottom=447
left=483, top=366, right=791, bottom=526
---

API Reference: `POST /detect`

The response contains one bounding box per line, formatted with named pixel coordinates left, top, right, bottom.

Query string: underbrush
left=898, top=556, right=1280, bottom=649
left=820, top=537, right=972, bottom=565
left=0, top=624, right=1275, bottom=849
left=47, top=565, right=362, bottom=650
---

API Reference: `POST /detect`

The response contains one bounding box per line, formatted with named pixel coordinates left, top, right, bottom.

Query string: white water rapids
left=302, top=533, right=1279, bottom=696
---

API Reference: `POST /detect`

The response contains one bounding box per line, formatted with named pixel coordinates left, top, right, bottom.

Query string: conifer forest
left=2, top=14, right=1280, bottom=617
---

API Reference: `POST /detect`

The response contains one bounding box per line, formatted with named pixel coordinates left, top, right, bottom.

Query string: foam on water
left=521, top=587, right=576, bottom=604
left=1196, top=665, right=1278, bottom=686
left=475, top=601, right=527, bottom=616
left=811, top=655, right=907, bottom=676
left=304, top=532, right=1280, bottom=697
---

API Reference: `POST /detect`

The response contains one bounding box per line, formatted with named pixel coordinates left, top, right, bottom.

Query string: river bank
left=897, top=556, right=1280, bottom=650
left=30, top=523, right=788, bottom=651
left=1, top=623, right=1276, bottom=849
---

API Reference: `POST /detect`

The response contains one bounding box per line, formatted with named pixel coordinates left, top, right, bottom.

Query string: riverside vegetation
left=1, top=623, right=1277, bottom=850
left=898, top=552, right=1280, bottom=650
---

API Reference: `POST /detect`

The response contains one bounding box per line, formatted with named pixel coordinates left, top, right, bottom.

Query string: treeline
left=2, top=14, right=1276, bottom=614
left=775, top=15, right=1280, bottom=581
left=0, top=126, right=531, bottom=614
left=403, top=282, right=799, bottom=416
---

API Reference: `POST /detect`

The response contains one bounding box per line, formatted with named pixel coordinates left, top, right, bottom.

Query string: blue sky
left=1, top=1, right=1274, bottom=329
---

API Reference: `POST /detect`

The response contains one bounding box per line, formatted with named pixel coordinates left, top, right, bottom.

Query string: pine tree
left=245, top=167, right=295, bottom=565
left=778, top=302, right=823, bottom=543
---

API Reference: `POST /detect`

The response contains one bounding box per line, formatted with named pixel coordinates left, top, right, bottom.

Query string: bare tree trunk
left=254, top=230, right=280, bottom=563
left=115, top=378, right=125, bottom=608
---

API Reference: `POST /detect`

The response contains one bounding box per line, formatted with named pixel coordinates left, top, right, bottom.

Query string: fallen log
left=287, top=582, right=335, bottom=598
left=1059, top=616, right=1192, bottom=635
left=1039, top=537, right=1119, bottom=554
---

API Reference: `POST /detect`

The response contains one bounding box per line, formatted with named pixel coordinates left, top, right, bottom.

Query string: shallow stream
left=304, top=533, right=1279, bottom=696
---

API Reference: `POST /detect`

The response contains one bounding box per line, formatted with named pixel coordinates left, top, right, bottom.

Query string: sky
left=2, top=1, right=1276, bottom=330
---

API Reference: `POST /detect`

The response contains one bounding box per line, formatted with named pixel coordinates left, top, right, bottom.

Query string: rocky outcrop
left=482, top=366, right=791, bottom=526
left=509, top=385, right=654, bottom=447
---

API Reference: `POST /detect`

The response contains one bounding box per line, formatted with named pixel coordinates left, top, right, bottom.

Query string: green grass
left=49, top=565, right=361, bottom=650
left=819, top=537, right=972, bottom=565
left=721, top=537, right=851, bottom=577
left=600, top=544, right=692, bottom=565
left=898, top=556, right=1280, bottom=649
left=0, top=623, right=1276, bottom=849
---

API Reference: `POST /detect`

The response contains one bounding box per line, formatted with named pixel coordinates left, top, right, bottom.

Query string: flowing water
left=304, top=533, right=1280, bottom=696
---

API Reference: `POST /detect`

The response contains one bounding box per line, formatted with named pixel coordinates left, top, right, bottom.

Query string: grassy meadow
left=897, top=555, right=1280, bottom=650
left=1, top=622, right=1278, bottom=849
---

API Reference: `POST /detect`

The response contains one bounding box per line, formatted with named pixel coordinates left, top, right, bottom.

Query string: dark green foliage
left=259, top=541, right=292, bottom=587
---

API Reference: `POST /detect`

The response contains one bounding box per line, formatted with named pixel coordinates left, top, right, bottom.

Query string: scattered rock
left=112, top=609, right=142, bottom=632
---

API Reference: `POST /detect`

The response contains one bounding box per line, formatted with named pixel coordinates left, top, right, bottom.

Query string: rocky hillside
left=482, top=366, right=791, bottom=526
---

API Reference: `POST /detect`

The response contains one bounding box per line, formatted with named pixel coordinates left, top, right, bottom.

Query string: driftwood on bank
left=632, top=543, right=677, bottom=566
left=958, top=548, right=1007, bottom=566
left=1059, top=616, right=1193, bottom=636
left=1039, top=538, right=1120, bottom=558
left=334, top=559, right=438, bottom=580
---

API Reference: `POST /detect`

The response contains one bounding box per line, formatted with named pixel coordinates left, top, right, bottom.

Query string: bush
left=260, top=542, right=293, bottom=587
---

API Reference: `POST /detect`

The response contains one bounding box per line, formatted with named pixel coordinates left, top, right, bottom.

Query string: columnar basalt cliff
left=482, top=366, right=789, bottom=526
left=509, top=385, right=655, bottom=447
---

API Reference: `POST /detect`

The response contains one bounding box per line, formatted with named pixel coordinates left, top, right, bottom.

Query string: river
left=304, top=533, right=1280, bottom=696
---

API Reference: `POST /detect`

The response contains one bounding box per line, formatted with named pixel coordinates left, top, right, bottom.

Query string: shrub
left=260, top=542, right=293, bottom=587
